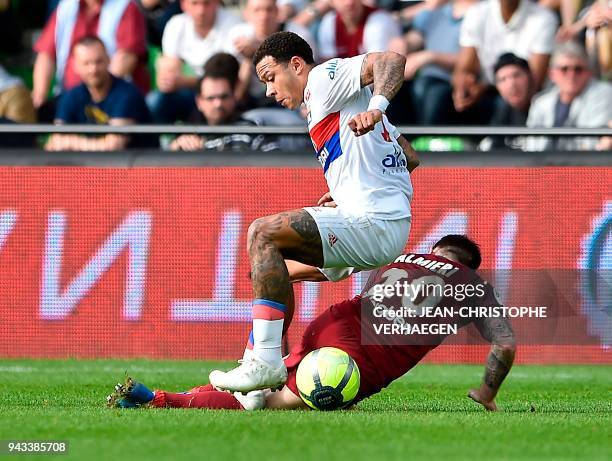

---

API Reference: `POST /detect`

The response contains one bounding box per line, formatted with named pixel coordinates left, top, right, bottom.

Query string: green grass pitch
left=0, top=360, right=610, bottom=461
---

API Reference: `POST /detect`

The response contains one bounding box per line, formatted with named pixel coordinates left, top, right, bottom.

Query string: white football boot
left=209, top=357, right=287, bottom=392
left=233, top=390, right=266, bottom=411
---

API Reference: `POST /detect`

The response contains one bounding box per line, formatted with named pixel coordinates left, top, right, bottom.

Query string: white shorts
left=303, top=206, right=411, bottom=282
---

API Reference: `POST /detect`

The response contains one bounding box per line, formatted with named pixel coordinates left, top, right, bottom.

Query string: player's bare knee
left=247, top=218, right=275, bottom=253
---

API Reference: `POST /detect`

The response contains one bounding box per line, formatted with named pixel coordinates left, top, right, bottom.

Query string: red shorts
left=284, top=300, right=386, bottom=404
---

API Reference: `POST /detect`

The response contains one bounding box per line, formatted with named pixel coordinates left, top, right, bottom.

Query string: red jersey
left=285, top=253, right=501, bottom=402
left=330, top=253, right=499, bottom=392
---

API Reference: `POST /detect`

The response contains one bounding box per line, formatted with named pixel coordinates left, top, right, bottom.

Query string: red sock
left=152, top=390, right=243, bottom=409
left=187, top=384, right=215, bottom=393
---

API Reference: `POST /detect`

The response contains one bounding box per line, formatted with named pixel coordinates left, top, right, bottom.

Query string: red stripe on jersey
left=310, top=111, right=340, bottom=151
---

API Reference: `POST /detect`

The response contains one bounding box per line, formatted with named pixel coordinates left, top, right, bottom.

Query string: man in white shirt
left=317, top=0, right=401, bottom=61
left=147, top=0, right=242, bottom=122
left=209, top=31, right=420, bottom=393
left=452, top=0, right=557, bottom=120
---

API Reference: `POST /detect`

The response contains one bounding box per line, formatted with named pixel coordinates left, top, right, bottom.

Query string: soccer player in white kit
left=210, top=31, right=420, bottom=393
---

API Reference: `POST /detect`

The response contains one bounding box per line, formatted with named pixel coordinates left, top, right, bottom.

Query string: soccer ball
left=296, top=347, right=360, bottom=411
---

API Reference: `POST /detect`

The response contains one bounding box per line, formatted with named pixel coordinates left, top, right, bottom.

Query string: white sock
left=242, top=347, right=254, bottom=361
left=252, top=318, right=284, bottom=367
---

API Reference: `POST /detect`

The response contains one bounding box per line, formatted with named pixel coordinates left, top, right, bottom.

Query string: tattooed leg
left=247, top=209, right=323, bottom=303
left=483, top=344, right=514, bottom=391
left=209, top=210, right=324, bottom=390
left=239, top=209, right=324, bottom=368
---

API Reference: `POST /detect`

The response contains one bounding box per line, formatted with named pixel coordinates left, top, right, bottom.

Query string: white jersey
left=304, top=55, right=413, bottom=220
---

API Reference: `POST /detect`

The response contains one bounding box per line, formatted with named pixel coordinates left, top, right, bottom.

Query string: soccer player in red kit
left=108, top=235, right=516, bottom=412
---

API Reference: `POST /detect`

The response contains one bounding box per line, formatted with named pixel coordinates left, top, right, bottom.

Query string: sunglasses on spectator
left=556, top=65, right=587, bottom=74
left=201, top=93, right=233, bottom=101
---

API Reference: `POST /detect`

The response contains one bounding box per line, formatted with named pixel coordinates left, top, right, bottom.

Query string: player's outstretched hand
left=317, top=191, right=336, bottom=207
left=348, top=109, right=383, bottom=137
left=468, top=387, right=498, bottom=412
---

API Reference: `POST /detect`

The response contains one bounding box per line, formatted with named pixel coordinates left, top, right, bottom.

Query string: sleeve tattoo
left=360, top=52, right=406, bottom=101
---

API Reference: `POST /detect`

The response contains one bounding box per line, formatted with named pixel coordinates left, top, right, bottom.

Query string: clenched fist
left=347, top=109, right=383, bottom=137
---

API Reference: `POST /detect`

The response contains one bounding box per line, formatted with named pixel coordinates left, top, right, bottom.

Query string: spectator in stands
left=584, top=1, right=611, bottom=80
left=0, top=65, right=36, bottom=123
left=33, top=0, right=149, bottom=122
left=136, top=0, right=182, bottom=47
left=317, top=0, right=401, bottom=61
left=291, top=0, right=331, bottom=28
left=46, top=36, right=153, bottom=151
left=452, top=0, right=558, bottom=123
left=388, top=0, right=476, bottom=125
left=491, top=52, right=533, bottom=126
left=148, top=0, right=242, bottom=123
left=479, top=53, right=534, bottom=150
left=276, top=0, right=307, bottom=23
left=556, top=0, right=611, bottom=79
left=526, top=41, right=612, bottom=150
left=396, top=0, right=449, bottom=24
left=168, top=54, right=277, bottom=151
left=556, top=0, right=606, bottom=42
left=228, top=0, right=316, bottom=108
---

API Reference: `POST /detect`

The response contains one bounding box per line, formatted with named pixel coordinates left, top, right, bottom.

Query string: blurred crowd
left=0, top=0, right=610, bottom=151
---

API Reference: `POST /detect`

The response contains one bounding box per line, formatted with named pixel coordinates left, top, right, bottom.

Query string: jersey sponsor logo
left=381, top=146, right=408, bottom=174
left=325, top=59, right=339, bottom=80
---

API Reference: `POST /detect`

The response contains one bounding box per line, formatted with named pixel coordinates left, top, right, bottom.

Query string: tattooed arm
left=359, top=51, right=406, bottom=99
left=347, top=52, right=406, bottom=137
left=470, top=316, right=516, bottom=411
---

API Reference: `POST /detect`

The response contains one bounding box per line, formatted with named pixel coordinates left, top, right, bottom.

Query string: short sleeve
left=363, top=11, right=401, bottom=53
left=115, top=1, right=147, bottom=55
left=34, top=10, right=58, bottom=58
left=412, top=9, right=432, bottom=34
left=528, top=10, right=558, bottom=55
left=227, top=23, right=253, bottom=43
left=225, top=23, right=254, bottom=59
left=317, top=12, right=337, bottom=61
left=161, top=15, right=183, bottom=57
left=310, top=55, right=365, bottom=114
left=459, top=4, right=484, bottom=48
